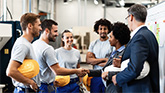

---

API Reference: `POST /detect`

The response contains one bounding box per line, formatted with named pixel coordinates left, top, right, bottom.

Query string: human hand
left=98, top=62, right=107, bottom=67
left=112, top=75, right=117, bottom=85
left=83, top=69, right=90, bottom=74
left=113, top=56, right=122, bottom=68
left=101, top=71, right=108, bottom=81
left=53, top=80, right=59, bottom=87
left=29, top=79, right=38, bottom=92
left=76, top=68, right=87, bottom=77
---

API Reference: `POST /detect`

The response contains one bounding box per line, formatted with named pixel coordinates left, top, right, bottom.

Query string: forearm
left=6, top=60, right=34, bottom=85
left=87, top=58, right=107, bottom=65
left=88, top=69, right=101, bottom=77
left=55, top=67, right=78, bottom=75
left=98, top=62, right=107, bottom=67
left=6, top=67, right=33, bottom=85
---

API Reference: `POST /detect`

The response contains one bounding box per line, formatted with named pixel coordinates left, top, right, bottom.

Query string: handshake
left=76, top=68, right=89, bottom=77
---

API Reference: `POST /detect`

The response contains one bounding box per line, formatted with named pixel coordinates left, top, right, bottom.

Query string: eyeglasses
left=125, top=15, right=130, bottom=20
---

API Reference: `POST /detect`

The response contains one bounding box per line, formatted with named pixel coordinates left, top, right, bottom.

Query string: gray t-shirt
left=10, top=37, right=40, bottom=88
left=55, top=47, right=81, bottom=79
left=88, top=39, right=112, bottom=70
left=32, top=39, right=58, bottom=84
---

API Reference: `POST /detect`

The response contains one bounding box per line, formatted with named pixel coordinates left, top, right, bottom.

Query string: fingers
left=101, top=72, right=108, bottom=81
left=53, top=80, right=59, bottom=87
left=113, top=56, right=122, bottom=68
left=83, top=69, right=90, bottom=73
left=29, top=80, right=38, bottom=92
left=112, top=75, right=117, bottom=86
left=76, top=68, right=89, bottom=77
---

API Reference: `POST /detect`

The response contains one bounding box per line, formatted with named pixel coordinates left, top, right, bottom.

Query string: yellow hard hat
left=83, top=74, right=93, bottom=91
left=18, top=59, right=39, bottom=79
left=55, top=75, right=70, bottom=87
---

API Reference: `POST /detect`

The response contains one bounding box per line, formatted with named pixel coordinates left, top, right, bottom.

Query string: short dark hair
left=41, top=19, right=58, bottom=33
left=20, top=13, right=40, bottom=31
left=112, top=22, right=130, bottom=45
left=61, top=30, right=72, bottom=47
left=94, top=18, right=112, bottom=34
left=128, top=4, right=147, bottom=23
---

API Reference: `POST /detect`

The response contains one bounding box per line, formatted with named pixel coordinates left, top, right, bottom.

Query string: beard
left=48, top=33, right=57, bottom=42
left=32, top=28, right=40, bottom=37
left=100, top=32, right=107, bottom=39
left=100, top=36, right=106, bottom=39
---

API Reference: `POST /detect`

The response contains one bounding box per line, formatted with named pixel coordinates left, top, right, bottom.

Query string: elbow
left=6, top=69, right=13, bottom=77
left=6, top=67, right=16, bottom=78
left=86, top=59, right=91, bottom=64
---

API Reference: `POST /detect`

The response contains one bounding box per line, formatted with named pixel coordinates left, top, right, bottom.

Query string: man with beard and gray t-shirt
left=6, top=13, right=42, bottom=93
left=32, top=19, right=86, bottom=93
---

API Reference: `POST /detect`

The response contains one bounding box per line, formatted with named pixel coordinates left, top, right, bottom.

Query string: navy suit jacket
left=116, top=26, right=159, bottom=92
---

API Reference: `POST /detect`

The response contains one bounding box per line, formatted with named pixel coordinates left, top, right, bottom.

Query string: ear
left=61, top=38, right=64, bottom=41
left=27, top=23, right=33, bottom=29
left=45, top=28, right=50, bottom=33
left=130, top=14, right=134, bottom=21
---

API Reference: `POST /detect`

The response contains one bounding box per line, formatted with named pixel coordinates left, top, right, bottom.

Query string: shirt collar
left=117, top=45, right=125, bottom=52
left=131, top=25, right=146, bottom=39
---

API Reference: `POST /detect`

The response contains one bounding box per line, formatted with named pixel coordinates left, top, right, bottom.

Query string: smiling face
left=98, top=25, right=109, bottom=39
left=62, top=32, right=73, bottom=47
left=32, top=18, right=42, bottom=37
left=48, top=24, right=58, bottom=42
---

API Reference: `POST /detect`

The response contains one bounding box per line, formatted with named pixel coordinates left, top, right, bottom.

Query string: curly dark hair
left=94, top=18, right=112, bottom=34
left=112, top=22, right=130, bottom=45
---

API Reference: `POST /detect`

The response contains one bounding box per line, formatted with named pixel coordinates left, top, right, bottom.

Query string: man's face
left=109, top=31, right=118, bottom=46
left=98, top=25, right=109, bottom=39
left=32, top=18, right=42, bottom=37
left=48, top=24, right=58, bottom=42
left=125, top=14, right=133, bottom=31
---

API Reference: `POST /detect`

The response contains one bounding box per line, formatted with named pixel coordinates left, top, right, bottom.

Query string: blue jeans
left=56, top=78, right=79, bottom=93
left=90, top=77, right=105, bottom=93
left=39, top=82, right=55, bottom=93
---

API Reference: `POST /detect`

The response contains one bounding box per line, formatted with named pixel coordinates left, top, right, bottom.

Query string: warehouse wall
left=55, top=0, right=128, bottom=33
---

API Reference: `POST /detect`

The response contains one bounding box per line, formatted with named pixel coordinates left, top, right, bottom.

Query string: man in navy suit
left=111, top=4, right=159, bottom=92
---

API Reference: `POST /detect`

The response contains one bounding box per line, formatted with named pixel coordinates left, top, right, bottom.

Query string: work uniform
left=32, top=39, right=58, bottom=93
left=10, top=37, right=40, bottom=93
left=55, top=47, right=81, bottom=93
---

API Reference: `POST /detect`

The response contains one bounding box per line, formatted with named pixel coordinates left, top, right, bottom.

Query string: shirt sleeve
left=88, top=40, right=95, bottom=52
left=43, top=47, right=58, bottom=67
left=11, top=44, right=28, bottom=63
left=78, top=51, right=81, bottom=63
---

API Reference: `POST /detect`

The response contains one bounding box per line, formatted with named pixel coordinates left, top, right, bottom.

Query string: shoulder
left=72, top=48, right=80, bottom=53
left=14, top=38, right=31, bottom=50
left=54, top=47, right=63, bottom=53
left=90, top=39, right=99, bottom=45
